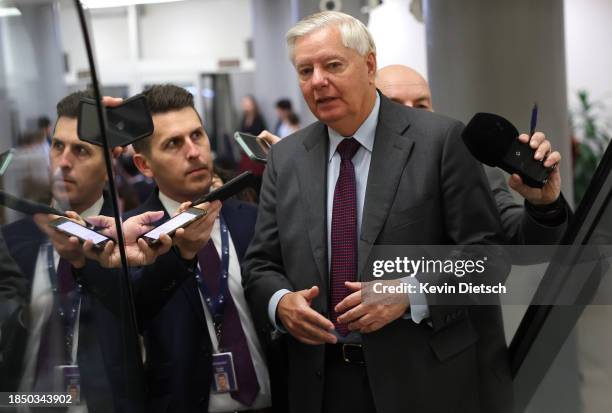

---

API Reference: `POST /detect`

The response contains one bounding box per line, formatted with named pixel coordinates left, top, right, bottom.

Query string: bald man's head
left=376, top=65, right=433, bottom=111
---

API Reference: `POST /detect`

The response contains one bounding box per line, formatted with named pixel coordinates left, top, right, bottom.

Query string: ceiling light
left=0, top=7, right=20, bottom=17
left=81, top=0, right=184, bottom=9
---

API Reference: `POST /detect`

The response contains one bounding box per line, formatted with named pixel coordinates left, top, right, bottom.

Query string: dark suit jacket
left=126, top=193, right=262, bottom=413
left=0, top=199, right=145, bottom=412
left=0, top=231, right=28, bottom=389
left=243, top=94, right=512, bottom=413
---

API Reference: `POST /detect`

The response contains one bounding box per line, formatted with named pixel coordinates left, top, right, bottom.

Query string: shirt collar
left=328, top=92, right=380, bottom=161
left=79, top=196, right=104, bottom=219
left=52, top=195, right=104, bottom=219
left=158, top=191, right=182, bottom=216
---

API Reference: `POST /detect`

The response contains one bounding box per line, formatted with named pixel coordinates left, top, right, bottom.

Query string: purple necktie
left=330, top=138, right=361, bottom=336
left=56, top=258, right=76, bottom=294
left=35, top=254, right=77, bottom=391
left=198, top=240, right=260, bottom=406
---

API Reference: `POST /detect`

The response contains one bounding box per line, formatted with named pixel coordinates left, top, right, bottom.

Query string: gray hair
left=286, top=11, right=376, bottom=62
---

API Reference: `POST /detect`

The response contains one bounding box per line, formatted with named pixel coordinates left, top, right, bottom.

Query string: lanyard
left=195, top=215, right=230, bottom=344
left=46, top=243, right=81, bottom=364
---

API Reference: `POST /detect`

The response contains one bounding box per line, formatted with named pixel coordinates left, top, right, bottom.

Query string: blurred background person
left=287, top=112, right=301, bottom=135
left=273, top=98, right=294, bottom=138
left=238, top=95, right=267, bottom=194
left=2, top=130, right=52, bottom=223
left=37, top=116, right=53, bottom=148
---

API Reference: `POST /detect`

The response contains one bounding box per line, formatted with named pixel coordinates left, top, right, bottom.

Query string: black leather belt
left=327, top=343, right=365, bottom=364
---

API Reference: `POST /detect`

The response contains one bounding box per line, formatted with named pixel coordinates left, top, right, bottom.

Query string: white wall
left=368, top=0, right=612, bottom=133
left=564, top=0, right=612, bottom=117
left=140, top=0, right=251, bottom=62
left=58, top=0, right=253, bottom=93
left=368, top=0, right=427, bottom=78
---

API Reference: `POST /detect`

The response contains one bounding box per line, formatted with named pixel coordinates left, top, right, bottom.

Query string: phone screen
left=56, top=220, right=109, bottom=244
left=143, top=210, right=200, bottom=240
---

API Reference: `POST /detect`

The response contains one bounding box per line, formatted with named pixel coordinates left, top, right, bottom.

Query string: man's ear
left=132, top=153, right=154, bottom=178
left=366, top=52, right=377, bottom=84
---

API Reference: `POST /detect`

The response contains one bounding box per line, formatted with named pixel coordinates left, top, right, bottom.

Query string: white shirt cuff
left=268, top=288, right=292, bottom=332
left=400, top=276, right=430, bottom=324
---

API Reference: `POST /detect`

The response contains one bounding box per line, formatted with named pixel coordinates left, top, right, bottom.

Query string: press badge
left=55, top=365, right=81, bottom=403
left=211, top=352, right=238, bottom=393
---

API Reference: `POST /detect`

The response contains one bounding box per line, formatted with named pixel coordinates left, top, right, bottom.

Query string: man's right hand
left=277, top=286, right=337, bottom=345
left=101, top=96, right=126, bottom=158
left=173, top=200, right=222, bottom=259
left=83, top=211, right=172, bottom=267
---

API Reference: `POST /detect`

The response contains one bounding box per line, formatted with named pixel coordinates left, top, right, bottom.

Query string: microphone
left=0, top=190, right=66, bottom=217
left=462, top=112, right=552, bottom=188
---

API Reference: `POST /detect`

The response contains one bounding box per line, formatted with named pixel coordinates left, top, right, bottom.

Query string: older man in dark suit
left=243, top=11, right=518, bottom=413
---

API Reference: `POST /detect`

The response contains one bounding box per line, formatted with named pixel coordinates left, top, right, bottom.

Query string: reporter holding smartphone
left=127, top=84, right=274, bottom=413
left=0, top=91, right=144, bottom=410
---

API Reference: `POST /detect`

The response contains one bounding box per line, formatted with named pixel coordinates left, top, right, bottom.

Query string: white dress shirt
left=158, top=192, right=271, bottom=412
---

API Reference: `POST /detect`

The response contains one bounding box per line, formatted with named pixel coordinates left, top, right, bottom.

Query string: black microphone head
left=462, top=113, right=519, bottom=167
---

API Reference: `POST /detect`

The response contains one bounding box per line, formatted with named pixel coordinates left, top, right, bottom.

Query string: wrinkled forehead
left=380, top=81, right=430, bottom=98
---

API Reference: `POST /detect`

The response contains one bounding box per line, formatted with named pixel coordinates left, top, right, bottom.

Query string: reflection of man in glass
left=216, top=373, right=230, bottom=392
left=0, top=91, right=124, bottom=409
left=0, top=231, right=28, bottom=391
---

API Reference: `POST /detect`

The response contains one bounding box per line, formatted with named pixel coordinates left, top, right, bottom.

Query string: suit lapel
left=7, top=220, right=47, bottom=281
left=220, top=200, right=247, bottom=260
left=358, top=97, right=415, bottom=278
left=295, top=123, right=329, bottom=293
left=100, top=192, right=115, bottom=216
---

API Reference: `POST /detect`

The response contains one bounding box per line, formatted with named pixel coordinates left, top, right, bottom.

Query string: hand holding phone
left=234, top=132, right=271, bottom=163
left=31, top=212, right=111, bottom=269
left=81, top=211, right=172, bottom=268
left=173, top=201, right=222, bottom=260
left=49, top=216, right=114, bottom=250
left=78, top=94, right=154, bottom=148
left=140, top=207, right=209, bottom=246
left=140, top=201, right=221, bottom=260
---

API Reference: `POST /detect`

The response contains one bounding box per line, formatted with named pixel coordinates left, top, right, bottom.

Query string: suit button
left=316, top=370, right=322, bottom=379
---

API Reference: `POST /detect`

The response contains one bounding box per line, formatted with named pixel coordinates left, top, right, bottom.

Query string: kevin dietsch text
left=372, top=281, right=507, bottom=295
